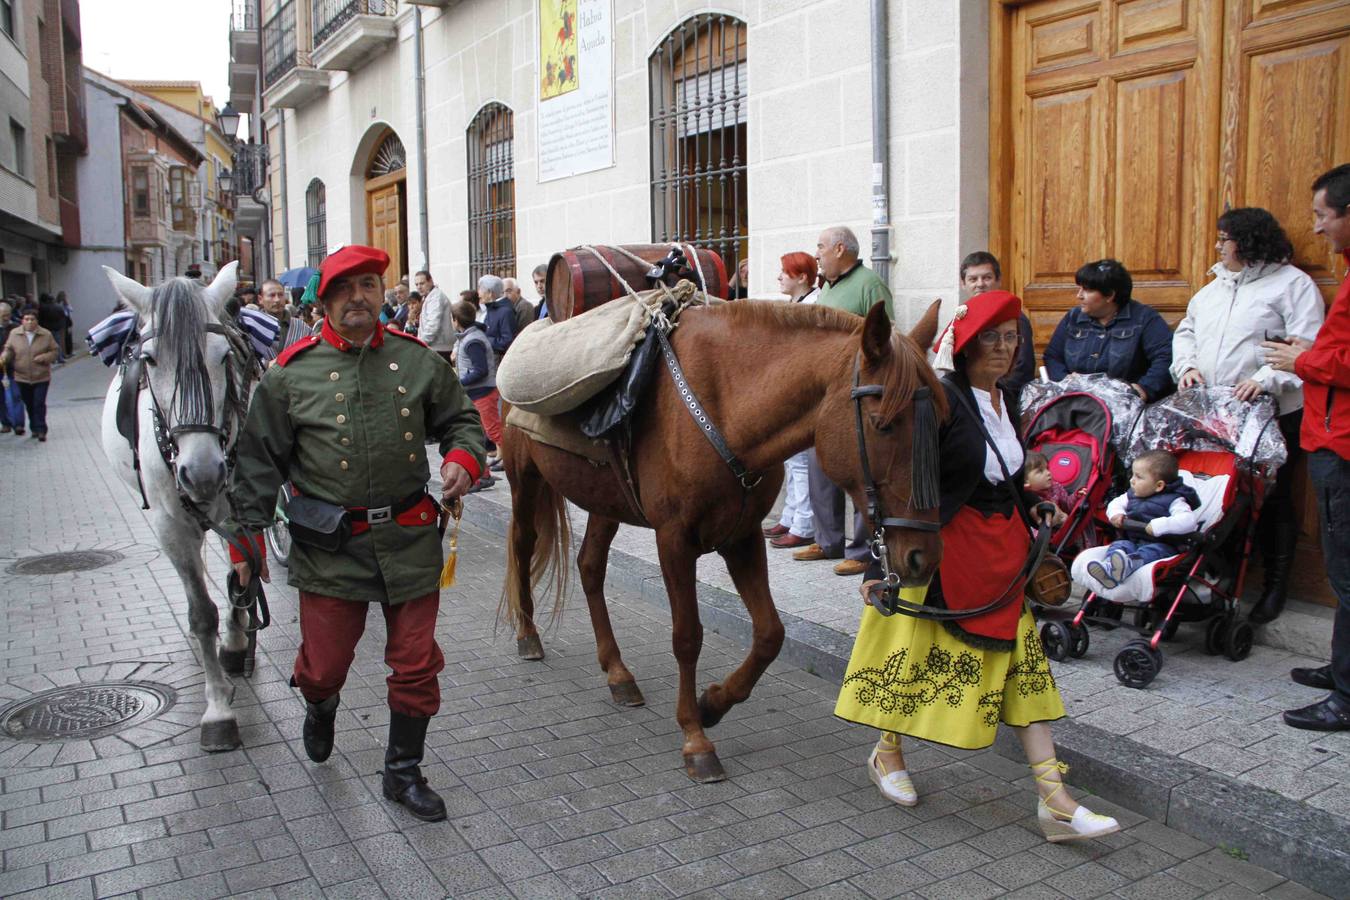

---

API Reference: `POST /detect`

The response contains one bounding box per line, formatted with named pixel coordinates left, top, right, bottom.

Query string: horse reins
left=867, top=378, right=1055, bottom=621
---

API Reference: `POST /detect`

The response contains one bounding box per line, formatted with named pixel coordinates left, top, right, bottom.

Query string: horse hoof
left=684, top=751, right=727, bottom=783
left=200, top=719, right=241, bottom=752
left=697, top=689, right=727, bottom=728
left=219, top=648, right=247, bottom=676
left=609, top=681, right=646, bottom=707
left=517, top=635, right=545, bottom=660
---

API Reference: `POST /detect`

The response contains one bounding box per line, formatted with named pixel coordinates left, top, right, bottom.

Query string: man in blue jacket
left=479, top=274, right=517, bottom=364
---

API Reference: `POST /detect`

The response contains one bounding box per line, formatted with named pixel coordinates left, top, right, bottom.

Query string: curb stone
left=461, top=494, right=1349, bottom=896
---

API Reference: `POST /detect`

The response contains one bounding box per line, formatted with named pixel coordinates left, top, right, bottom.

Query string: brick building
left=0, top=0, right=84, bottom=304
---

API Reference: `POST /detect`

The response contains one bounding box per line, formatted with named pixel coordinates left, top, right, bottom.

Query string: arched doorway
left=363, top=129, right=407, bottom=288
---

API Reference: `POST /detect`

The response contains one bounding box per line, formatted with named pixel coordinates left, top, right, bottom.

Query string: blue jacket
left=484, top=297, right=517, bottom=355
left=1044, top=300, right=1174, bottom=400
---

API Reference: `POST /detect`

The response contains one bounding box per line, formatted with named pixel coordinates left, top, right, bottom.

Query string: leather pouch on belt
left=286, top=495, right=352, bottom=552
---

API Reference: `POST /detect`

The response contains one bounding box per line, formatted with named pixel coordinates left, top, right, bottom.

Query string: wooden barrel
left=544, top=244, right=729, bottom=322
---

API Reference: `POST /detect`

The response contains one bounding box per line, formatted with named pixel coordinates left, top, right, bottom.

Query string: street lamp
left=218, top=167, right=233, bottom=196
left=217, top=102, right=240, bottom=139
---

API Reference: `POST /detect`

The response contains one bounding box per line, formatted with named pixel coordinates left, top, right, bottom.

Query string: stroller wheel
left=1114, top=640, right=1161, bottom=689
left=1204, top=617, right=1226, bottom=656
left=1224, top=619, right=1255, bottom=662
left=1068, top=623, right=1090, bottom=659
left=1040, top=621, right=1072, bottom=662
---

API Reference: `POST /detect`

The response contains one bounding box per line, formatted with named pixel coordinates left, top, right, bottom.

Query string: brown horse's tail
left=500, top=473, right=572, bottom=635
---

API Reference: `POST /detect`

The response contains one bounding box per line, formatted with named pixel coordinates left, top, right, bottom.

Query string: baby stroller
left=1023, top=391, right=1121, bottom=561
left=1059, top=450, right=1264, bottom=688
left=1048, top=388, right=1284, bottom=688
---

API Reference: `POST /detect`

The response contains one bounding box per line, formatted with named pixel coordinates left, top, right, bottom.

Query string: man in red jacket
left=1264, top=163, right=1350, bottom=731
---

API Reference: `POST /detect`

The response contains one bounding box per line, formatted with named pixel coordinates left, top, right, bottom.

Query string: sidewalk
left=459, top=466, right=1350, bottom=894
left=0, top=357, right=1338, bottom=899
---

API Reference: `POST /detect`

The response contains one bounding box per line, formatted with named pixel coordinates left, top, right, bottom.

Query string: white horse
left=100, top=262, right=259, bottom=751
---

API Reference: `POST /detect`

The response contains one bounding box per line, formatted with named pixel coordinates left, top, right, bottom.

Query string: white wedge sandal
left=1032, top=758, right=1120, bottom=842
left=867, top=733, right=918, bottom=807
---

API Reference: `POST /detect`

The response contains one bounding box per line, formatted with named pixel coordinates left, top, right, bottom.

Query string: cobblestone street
left=0, top=358, right=1334, bottom=899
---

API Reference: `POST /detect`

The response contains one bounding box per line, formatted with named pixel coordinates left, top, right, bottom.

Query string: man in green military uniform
left=815, top=225, right=894, bottom=322
left=228, top=245, right=486, bottom=822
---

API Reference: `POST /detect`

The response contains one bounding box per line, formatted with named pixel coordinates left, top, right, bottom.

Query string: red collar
left=320, top=317, right=385, bottom=352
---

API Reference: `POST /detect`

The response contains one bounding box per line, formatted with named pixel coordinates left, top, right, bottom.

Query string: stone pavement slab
left=0, top=357, right=1336, bottom=898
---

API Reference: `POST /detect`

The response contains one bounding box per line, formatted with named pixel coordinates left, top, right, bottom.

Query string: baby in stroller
left=1085, top=450, right=1201, bottom=589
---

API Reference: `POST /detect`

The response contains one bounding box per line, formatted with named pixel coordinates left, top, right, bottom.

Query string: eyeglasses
left=978, top=330, right=1021, bottom=348
left=1216, top=233, right=1234, bottom=244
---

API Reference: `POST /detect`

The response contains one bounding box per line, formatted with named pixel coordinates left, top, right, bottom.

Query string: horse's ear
left=908, top=299, right=941, bottom=352
left=203, top=261, right=239, bottom=315
left=103, top=266, right=152, bottom=316
left=860, top=301, right=893, bottom=366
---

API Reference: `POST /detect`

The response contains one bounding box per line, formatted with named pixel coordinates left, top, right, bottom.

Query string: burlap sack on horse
left=497, top=280, right=697, bottom=416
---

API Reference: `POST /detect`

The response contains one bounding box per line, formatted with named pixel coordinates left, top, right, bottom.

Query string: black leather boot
left=382, top=712, right=446, bottom=822
left=302, top=694, right=340, bottom=763
left=1250, top=524, right=1297, bottom=625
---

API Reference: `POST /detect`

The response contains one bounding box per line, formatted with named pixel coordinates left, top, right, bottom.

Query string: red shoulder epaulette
left=386, top=327, right=428, bottom=348
left=276, top=334, right=322, bottom=367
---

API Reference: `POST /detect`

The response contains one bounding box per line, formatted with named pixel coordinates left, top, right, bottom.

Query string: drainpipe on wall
left=414, top=6, right=430, bottom=271
left=869, top=0, right=892, bottom=287
left=278, top=110, right=291, bottom=267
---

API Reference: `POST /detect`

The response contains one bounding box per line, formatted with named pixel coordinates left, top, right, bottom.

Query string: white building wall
left=50, top=73, right=128, bottom=339
left=277, top=0, right=983, bottom=322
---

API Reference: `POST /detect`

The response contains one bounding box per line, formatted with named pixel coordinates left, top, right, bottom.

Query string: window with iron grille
left=306, top=178, right=326, bottom=268
left=466, top=103, right=515, bottom=281
left=649, top=14, right=747, bottom=281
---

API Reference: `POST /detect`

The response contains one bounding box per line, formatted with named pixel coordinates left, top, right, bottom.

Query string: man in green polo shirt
left=815, top=226, right=894, bottom=322
left=793, top=226, right=892, bottom=577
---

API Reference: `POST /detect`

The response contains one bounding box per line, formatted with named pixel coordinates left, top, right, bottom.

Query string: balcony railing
left=313, top=0, right=397, bottom=48
left=263, top=0, right=302, bottom=87
left=232, top=0, right=257, bottom=31
left=232, top=142, right=268, bottom=198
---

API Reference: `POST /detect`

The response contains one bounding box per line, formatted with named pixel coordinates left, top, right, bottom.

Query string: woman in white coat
left=1172, top=208, right=1325, bottom=624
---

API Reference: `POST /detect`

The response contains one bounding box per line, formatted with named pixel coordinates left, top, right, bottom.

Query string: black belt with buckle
left=348, top=489, right=430, bottom=525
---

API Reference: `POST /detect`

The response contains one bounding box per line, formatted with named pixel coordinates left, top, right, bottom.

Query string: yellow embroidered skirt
left=833, top=590, right=1064, bottom=750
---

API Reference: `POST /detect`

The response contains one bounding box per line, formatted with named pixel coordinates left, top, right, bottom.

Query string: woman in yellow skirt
left=835, top=290, right=1119, bottom=843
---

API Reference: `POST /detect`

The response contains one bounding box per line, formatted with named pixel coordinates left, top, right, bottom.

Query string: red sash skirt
left=937, top=506, right=1030, bottom=642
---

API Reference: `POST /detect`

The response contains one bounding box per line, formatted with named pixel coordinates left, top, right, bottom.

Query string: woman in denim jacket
left=1043, top=259, right=1174, bottom=402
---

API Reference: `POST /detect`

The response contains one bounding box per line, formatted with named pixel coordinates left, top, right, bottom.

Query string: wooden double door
left=366, top=171, right=407, bottom=290
left=993, top=0, right=1350, bottom=605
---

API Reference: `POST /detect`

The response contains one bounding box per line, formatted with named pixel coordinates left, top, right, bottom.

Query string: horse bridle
left=139, top=322, right=250, bottom=467
left=126, top=320, right=268, bottom=631
left=849, top=353, right=941, bottom=603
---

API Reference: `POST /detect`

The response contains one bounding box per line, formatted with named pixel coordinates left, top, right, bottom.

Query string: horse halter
left=139, top=322, right=249, bottom=468
left=850, top=353, right=941, bottom=598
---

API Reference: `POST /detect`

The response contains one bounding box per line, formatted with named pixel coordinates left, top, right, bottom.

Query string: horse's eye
left=141, top=354, right=156, bottom=366
left=870, top=415, right=892, bottom=435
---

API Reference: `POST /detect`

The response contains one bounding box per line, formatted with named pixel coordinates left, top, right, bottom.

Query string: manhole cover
left=8, top=550, right=124, bottom=575
left=1, top=682, right=175, bottom=742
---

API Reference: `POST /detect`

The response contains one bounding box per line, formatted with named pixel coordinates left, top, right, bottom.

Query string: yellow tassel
left=438, top=500, right=463, bottom=589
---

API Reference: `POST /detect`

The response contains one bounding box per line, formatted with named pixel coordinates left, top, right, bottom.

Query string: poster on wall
left=537, top=0, right=615, bottom=183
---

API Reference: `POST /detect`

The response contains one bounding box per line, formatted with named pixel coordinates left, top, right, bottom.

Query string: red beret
left=934, top=290, right=1022, bottom=363
left=317, top=245, right=390, bottom=298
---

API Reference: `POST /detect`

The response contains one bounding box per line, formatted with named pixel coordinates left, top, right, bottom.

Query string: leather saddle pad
left=504, top=406, right=610, bottom=465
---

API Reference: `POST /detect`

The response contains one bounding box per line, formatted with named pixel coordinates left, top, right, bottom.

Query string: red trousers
left=293, top=591, right=444, bottom=717
left=472, top=390, right=504, bottom=446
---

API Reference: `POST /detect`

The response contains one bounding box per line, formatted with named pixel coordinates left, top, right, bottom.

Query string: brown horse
left=501, top=299, right=946, bottom=782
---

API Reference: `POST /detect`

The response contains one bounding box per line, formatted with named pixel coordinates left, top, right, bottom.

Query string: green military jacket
left=818, top=262, right=894, bottom=322
left=229, top=319, right=486, bottom=604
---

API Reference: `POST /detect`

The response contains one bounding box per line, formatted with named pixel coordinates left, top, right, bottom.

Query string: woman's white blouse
left=972, top=387, right=1024, bottom=484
